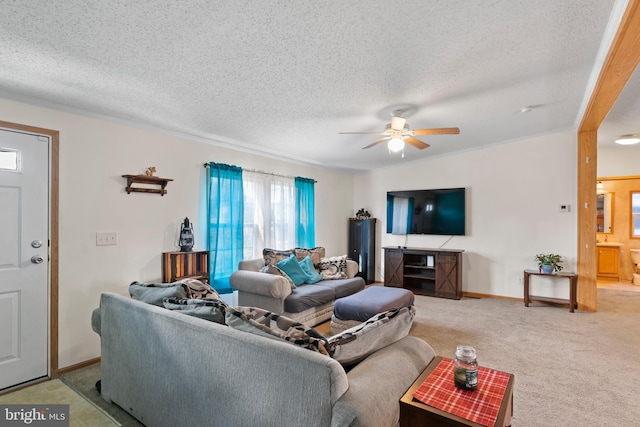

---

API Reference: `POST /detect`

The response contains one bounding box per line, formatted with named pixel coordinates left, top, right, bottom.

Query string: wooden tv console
left=384, top=247, right=464, bottom=299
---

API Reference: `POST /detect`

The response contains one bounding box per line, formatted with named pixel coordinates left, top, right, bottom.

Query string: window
left=632, top=192, right=640, bottom=238
left=206, top=162, right=315, bottom=293
left=242, top=171, right=296, bottom=259
left=390, top=197, right=409, bottom=234
left=0, top=148, right=20, bottom=171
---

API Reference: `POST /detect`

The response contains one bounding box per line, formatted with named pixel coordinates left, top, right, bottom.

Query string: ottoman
left=330, top=286, right=415, bottom=333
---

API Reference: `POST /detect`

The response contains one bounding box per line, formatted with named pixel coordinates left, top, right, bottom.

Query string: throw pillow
left=293, top=247, right=326, bottom=269
left=328, top=306, right=415, bottom=366
left=345, top=259, right=358, bottom=279
left=129, top=281, right=187, bottom=306
left=276, top=255, right=308, bottom=286
left=263, top=248, right=294, bottom=266
left=298, top=255, right=323, bottom=284
left=163, top=296, right=228, bottom=324
left=319, top=255, right=348, bottom=280
left=177, top=278, right=220, bottom=300
left=225, top=306, right=331, bottom=356
left=259, top=263, right=296, bottom=290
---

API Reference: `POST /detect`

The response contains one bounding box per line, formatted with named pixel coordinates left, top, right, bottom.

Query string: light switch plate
left=96, top=232, right=117, bottom=246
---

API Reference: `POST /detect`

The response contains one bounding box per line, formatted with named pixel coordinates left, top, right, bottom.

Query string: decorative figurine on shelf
left=355, top=208, right=372, bottom=220
left=145, top=166, right=157, bottom=176
left=179, top=217, right=195, bottom=252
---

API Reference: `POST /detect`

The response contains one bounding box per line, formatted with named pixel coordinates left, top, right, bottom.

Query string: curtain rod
left=203, top=163, right=317, bottom=183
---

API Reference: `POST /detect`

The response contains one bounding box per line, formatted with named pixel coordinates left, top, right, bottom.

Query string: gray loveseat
left=230, top=257, right=365, bottom=326
left=93, top=292, right=435, bottom=427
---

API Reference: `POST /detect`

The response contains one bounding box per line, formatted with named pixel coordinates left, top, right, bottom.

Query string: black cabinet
left=348, top=218, right=376, bottom=284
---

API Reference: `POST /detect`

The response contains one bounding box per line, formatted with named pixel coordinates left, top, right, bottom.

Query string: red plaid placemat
left=412, top=358, right=510, bottom=427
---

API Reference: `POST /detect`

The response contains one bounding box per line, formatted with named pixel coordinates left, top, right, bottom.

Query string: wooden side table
left=400, top=356, right=514, bottom=427
left=523, top=269, right=577, bottom=313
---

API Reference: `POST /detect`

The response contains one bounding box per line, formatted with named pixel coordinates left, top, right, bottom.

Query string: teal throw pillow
left=298, top=255, right=323, bottom=284
left=276, top=254, right=307, bottom=286
left=260, top=264, right=296, bottom=290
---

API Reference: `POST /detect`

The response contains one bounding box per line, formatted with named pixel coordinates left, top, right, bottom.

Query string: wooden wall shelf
left=122, top=174, right=173, bottom=196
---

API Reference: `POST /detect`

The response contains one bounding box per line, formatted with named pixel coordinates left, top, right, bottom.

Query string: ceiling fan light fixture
left=388, top=137, right=404, bottom=152
left=614, top=134, right=640, bottom=145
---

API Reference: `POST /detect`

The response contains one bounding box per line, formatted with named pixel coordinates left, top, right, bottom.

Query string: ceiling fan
left=339, top=114, right=460, bottom=155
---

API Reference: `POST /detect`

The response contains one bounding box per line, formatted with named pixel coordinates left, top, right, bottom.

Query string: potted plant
left=534, top=253, right=563, bottom=274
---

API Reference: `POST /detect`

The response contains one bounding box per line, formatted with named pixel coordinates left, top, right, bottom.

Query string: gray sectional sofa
left=230, top=257, right=365, bottom=326
left=93, top=292, right=435, bottom=427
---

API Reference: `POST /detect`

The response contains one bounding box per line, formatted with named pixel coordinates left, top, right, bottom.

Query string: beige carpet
left=408, top=288, right=640, bottom=426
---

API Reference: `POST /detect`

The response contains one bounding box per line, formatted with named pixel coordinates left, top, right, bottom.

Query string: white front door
left=0, top=128, right=49, bottom=390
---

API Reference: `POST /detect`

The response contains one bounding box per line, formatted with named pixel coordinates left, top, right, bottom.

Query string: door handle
left=31, top=255, right=44, bottom=264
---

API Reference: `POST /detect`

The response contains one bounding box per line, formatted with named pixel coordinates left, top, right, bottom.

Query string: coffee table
left=400, top=356, right=514, bottom=427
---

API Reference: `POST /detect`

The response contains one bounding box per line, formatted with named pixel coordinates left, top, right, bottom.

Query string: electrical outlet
left=518, top=277, right=523, bottom=286
left=96, top=232, right=117, bottom=246
left=559, top=204, right=570, bottom=213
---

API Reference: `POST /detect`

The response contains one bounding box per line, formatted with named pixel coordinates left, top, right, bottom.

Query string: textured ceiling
left=0, top=0, right=631, bottom=173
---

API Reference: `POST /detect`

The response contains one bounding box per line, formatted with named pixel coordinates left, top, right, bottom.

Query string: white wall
left=0, top=97, right=354, bottom=368
left=353, top=130, right=578, bottom=299
left=598, top=145, right=640, bottom=177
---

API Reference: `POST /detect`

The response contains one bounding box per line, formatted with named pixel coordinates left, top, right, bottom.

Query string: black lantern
left=179, top=217, right=194, bottom=252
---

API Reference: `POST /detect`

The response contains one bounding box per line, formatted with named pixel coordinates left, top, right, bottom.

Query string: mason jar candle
left=453, top=345, right=478, bottom=390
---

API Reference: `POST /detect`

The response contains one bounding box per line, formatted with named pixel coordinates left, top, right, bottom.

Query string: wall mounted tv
left=386, top=188, right=466, bottom=235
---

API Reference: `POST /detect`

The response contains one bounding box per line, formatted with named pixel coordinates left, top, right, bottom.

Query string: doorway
left=0, top=121, right=59, bottom=391
left=577, top=1, right=640, bottom=312
left=595, top=176, right=640, bottom=293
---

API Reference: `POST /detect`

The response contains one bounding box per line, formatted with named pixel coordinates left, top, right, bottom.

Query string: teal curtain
left=407, top=197, right=414, bottom=234
left=295, top=177, right=315, bottom=247
left=207, top=162, right=244, bottom=294
left=386, top=195, right=394, bottom=233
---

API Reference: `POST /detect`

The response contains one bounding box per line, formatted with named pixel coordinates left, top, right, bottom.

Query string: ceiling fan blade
left=412, top=127, right=460, bottom=135
left=362, top=137, right=389, bottom=149
left=338, top=131, right=386, bottom=135
left=405, top=136, right=430, bottom=150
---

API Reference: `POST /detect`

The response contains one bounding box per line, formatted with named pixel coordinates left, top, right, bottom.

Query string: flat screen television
left=386, top=188, right=466, bottom=235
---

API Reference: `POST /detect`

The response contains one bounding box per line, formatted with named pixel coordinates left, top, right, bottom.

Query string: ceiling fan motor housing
left=390, top=116, right=407, bottom=131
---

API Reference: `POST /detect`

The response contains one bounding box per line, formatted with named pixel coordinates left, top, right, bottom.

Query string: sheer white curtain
left=242, top=171, right=296, bottom=259
left=391, top=197, right=409, bottom=234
